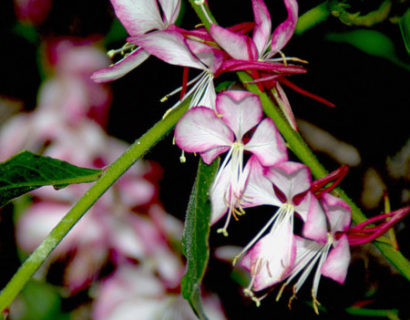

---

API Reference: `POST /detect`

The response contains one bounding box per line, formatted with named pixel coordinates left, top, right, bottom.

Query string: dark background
left=0, top=0, right=409, bottom=319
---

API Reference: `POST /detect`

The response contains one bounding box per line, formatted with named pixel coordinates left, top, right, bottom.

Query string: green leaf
left=325, top=30, right=410, bottom=71
left=104, top=19, right=128, bottom=47
left=181, top=158, right=219, bottom=320
left=399, top=9, right=410, bottom=55
left=0, top=151, right=102, bottom=207
left=16, top=280, right=69, bottom=320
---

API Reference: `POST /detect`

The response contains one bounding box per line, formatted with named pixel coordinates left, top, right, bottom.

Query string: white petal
left=241, top=156, right=278, bottom=207
left=252, top=0, right=271, bottom=56
left=245, top=118, right=288, bottom=166
left=91, top=48, right=150, bottom=83
left=321, top=193, right=352, bottom=233
left=216, top=90, right=262, bottom=139
left=111, top=0, right=164, bottom=35
left=298, top=193, right=328, bottom=243
left=241, top=215, right=296, bottom=291
left=158, top=0, right=181, bottom=25
left=210, top=162, right=233, bottom=224
left=174, top=107, right=233, bottom=156
left=266, top=161, right=311, bottom=201
left=131, top=30, right=204, bottom=69
left=321, top=235, right=350, bottom=284
left=209, top=24, right=256, bottom=60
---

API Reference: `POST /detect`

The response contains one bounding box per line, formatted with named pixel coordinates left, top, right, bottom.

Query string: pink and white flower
left=276, top=193, right=352, bottom=314
left=91, top=0, right=181, bottom=82
left=175, top=90, right=287, bottom=235
left=210, top=0, right=298, bottom=63
left=236, top=160, right=328, bottom=303
left=130, top=28, right=225, bottom=110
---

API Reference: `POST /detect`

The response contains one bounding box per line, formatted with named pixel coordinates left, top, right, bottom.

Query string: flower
left=275, top=193, right=352, bottom=314
left=91, top=0, right=181, bottom=82
left=209, top=0, right=333, bottom=128
left=130, top=28, right=225, bottom=110
left=175, top=90, right=287, bottom=235
left=210, top=0, right=298, bottom=62
left=235, top=160, right=328, bottom=304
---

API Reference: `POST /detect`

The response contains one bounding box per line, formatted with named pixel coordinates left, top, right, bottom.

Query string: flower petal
left=241, top=215, right=296, bottom=291
left=245, top=118, right=288, bottom=166
left=252, top=0, right=271, bottom=56
left=174, top=107, right=233, bottom=156
left=200, top=145, right=230, bottom=165
left=158, top=0, right=181, bottom=26
left=111, top=0, right=164, bottom=35
left=185, top=38, right=224, bottom=73
left=266, top=161, right=311, bottom=201
left=91, top=48, right=150, bottom=83
left=241, top=156, right=278, bottom=207
left=321, top=235, right=350, bottom=284
left=210, top=162, right=233, bottom=224
left=321, top=193, right=352, bottom=233
left=209, top=24, right=257, bottom=60
left=269, top=0, right=298, bottom=57
left=130, top=30, right=205, bottom=69
left=216, top=90, right=262, bottom=139
left=298, top=193, right=328, bottom=243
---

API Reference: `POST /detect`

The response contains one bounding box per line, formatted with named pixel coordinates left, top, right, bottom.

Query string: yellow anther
left=180, top=151, right=186, bottom=163
left=216, top=228, right=229, bottom=237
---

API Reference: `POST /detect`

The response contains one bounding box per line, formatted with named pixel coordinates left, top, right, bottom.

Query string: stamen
left=288, top=286, right=298, bottom=309
left=180, top=150, right=186, bottom=163
left=217, top=228, right=229, bottom=237
left=278, top=50, right=288, bottom=66
left=312, top=293, right=321, bottom=315
left=160, top=73, right=203, bottom=103
left=276, top=282, right=287, bottom=301
left=268, top=56, right=309, bottom=64
left=243, top=289, right=262, bottom=307
left=232, top=206, right=290, bottom=266
left=243, top=259, right=263, bottom=307
left=107, top=42, right=135, bottom=59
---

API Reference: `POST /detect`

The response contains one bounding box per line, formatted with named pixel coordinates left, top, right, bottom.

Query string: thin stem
left=189, top=1, right=217, bottom=29
left=0, top=99, right=190, bottom=313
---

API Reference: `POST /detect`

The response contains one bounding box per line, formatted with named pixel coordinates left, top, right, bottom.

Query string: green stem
left=188, top=0, right=217, bottom=29
left=0, top=100, right=189, bottom=313
left=295, top=1, right=330, bottom=35
left=238, top=72, right=410, bottom=280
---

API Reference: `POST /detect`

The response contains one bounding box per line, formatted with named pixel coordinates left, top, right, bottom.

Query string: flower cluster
left=174, top=87, right=410, bottom=312
left=174, top=87, right=350, bottom=311
left=92, top=0, right=310, bottom=116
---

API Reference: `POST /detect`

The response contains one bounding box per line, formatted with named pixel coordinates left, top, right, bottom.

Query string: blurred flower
left=92, top=264, right=226, bottom=320
left=13, top=0, right=52, bottom=25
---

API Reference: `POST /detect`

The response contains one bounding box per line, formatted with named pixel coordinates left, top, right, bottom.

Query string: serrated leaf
left=0, top=151, right=102, bottom=207
left=181, top=158, right=219, bottom=320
